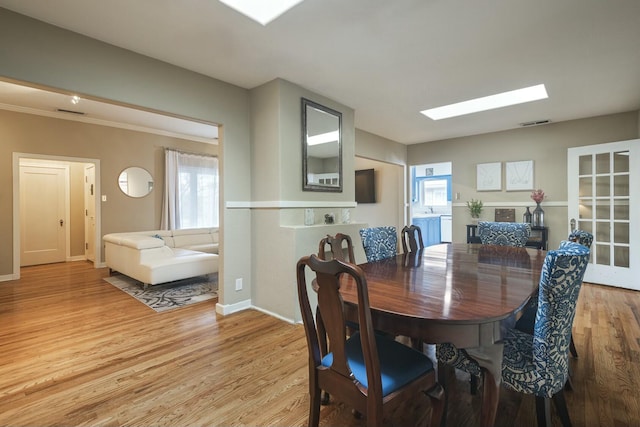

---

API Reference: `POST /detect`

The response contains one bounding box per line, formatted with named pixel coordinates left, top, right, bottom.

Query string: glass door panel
left=568, top=139, right=638, bottom=289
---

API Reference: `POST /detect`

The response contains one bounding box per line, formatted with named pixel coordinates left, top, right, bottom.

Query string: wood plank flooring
left=0, top=261, right=639, bottom=426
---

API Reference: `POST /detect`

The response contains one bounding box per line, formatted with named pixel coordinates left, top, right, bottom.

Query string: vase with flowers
left=530, top=189, right=545, bottom=227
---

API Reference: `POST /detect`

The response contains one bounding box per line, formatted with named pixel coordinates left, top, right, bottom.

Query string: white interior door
left=20, top=165, right=67, bottom=266
left=84, top=165, right=96, bottom=262
left=567, top=139, right=639, bottom=290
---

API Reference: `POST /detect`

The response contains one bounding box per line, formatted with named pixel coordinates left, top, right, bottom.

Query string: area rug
left=104, top=273, right=218, bottom=312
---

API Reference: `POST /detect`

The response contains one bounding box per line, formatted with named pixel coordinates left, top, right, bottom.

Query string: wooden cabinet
left=466, top=224, right=548, bottom=250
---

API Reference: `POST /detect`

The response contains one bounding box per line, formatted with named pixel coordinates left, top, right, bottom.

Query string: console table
left=466, top=224, right=548, bottom=250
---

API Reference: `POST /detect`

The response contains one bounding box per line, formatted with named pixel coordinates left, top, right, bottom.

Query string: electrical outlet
left=235, top=278, right=243, bottom=291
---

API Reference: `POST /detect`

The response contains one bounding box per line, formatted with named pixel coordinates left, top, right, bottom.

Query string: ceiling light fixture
left=218, top=0, right=304, bottom=25
left=421, top=84, right=548, bottom=120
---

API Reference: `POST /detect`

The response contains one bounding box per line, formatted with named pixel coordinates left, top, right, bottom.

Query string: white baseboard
left=250, top=305, right=296, bottom=324
left=216, top=299, right=252, bottom=315
left=0, top=273, right=19, bottom=282
left=214, top=300, right=297, bottom=325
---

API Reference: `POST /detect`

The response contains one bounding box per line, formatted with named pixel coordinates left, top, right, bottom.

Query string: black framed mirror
left=302, top=98, right=342, bottom=192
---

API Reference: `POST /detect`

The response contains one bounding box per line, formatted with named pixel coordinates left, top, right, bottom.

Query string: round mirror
left=118, top=166, right=154, bottom=197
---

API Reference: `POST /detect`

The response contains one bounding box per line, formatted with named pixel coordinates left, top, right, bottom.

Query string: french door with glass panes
left=567, top=139, right=639, bottom=290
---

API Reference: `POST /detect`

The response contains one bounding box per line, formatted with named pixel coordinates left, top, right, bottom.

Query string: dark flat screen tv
left=355, top=169, right=376, bottom=203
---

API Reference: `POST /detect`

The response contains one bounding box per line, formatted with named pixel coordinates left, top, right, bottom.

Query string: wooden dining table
left=339, top=243, right=547, bottom=427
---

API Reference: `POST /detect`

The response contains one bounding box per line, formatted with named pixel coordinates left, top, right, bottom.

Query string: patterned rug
left=104, top=273, right=218, bottom=312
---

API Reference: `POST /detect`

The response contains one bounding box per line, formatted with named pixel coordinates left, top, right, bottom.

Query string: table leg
left=465, top=343, right=504, bottom=427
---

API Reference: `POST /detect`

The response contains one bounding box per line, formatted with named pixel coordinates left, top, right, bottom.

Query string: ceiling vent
left=520, top=119, right=551, bottom=127
left=56, top=108, right=85, bottom=115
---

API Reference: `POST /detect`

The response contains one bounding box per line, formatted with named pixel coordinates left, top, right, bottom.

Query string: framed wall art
left=476, top=162, right=502, bottom=191
left=506, top=160, right=534, bottom=191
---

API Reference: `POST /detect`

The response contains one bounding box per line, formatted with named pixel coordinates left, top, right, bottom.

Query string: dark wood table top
left=340, top=243, right=546, bottom=326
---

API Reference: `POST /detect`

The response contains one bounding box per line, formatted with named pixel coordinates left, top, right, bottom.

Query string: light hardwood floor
left=0, top=261, right=639, bottom=426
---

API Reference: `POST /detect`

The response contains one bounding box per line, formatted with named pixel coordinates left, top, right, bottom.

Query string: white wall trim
left=250, top=305, right=296, bottom=324
left=226, top=200, right=357, bottom=209
left=453, top=201, right=567, bottom=208
left=215, top=299, right=252, bottom=315
left=0, top=273, right=19, bottom=282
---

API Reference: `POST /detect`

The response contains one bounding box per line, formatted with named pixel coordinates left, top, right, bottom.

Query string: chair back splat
left=401, top=225, right=425, bottom=253
left=359, top=226, right=398, bottom=262
left=296, top=255, right=444, bottom=427
left=478, top=221, right=531, bottom=246
left=318, top=233, right=356, bottom=263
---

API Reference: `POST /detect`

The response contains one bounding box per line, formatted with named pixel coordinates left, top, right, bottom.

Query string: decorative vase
left=304, top=208, right=314, bottom=226
left=531, top=203, right=544, bottom=227
left=523, top=206, right=532, bottom=224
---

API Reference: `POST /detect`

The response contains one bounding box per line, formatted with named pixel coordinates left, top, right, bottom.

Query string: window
left=162, top=149, right=219, bottom=230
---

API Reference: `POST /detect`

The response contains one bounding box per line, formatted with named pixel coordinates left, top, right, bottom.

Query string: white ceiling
left=1, top=0, right=640, bottom=145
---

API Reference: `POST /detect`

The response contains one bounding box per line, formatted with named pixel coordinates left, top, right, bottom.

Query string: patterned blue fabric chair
left=477, top=221, right=531, bottom=247
left=502, top=242, right=590, bottom=426
left=296, top=255, right=444, bottom=427
left=359, top=226, right=398, bottom=262
left=517, top=232, right=593, bottom=357
left=568, top=229, right=593, bottom=249
left=439, top=242, right=590, bottom=427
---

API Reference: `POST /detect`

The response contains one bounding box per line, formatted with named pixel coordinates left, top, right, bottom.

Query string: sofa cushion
left=103, top=234, right=165, bottom=250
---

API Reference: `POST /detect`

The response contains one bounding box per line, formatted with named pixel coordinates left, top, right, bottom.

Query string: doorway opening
left=409, top=162, right=452, bottom=246
left=13, top=153, right=101, bottom=279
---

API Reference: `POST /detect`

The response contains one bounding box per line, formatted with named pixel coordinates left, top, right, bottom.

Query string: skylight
left=218, top=0, right=304, bottom=25
left=421, top=84, right=548, bottom=120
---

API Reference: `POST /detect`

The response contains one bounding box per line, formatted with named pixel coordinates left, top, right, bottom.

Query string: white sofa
left=103, top=228, right=219, bottom=288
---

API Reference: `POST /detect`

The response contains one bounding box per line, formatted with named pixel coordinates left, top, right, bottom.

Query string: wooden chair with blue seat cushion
left=316, top=233, right=357, bottom=404
left=478, top=221, right=531, bottom=247
left=296, top=254, right=445, bottom=427
left=401, top=225, right=425, bottom=254
left=438, top=242, right=590, bottom=427
left=359, top=226, right=398, bottom=262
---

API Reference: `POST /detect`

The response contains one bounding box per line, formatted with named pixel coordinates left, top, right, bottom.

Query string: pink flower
left=531, top=189, right=545, bottom=204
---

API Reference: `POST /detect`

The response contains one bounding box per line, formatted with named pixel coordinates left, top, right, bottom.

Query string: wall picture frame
left=476, top=162, right=502, bottom=191
left=506, top=160, right=534, bottom=191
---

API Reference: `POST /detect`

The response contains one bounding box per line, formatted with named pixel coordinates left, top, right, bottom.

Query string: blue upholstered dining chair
left=438, top=242, right=590, bottom=427
left=477, top=221, right=531, bottom=247
left=296, top=254, right=444, bottom=427
left=568, top=229, right=593, bottom=249
left=516, top=230, right=593, bottom=358
left=359, top=226, right=398, bottom=262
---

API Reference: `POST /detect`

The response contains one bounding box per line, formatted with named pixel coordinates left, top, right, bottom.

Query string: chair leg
left=535, top=396, right=553, bottom=427
left=569, top=334, right=578, bottom=358
left=437, top=361, right=449, bottom=427
left=309, top=384, right=321, bottom=427
left=425, top=383, right=445, bottom=427
left=469, top=374, right=479, bottom=395
left=552, top=390, right=574, bottom=427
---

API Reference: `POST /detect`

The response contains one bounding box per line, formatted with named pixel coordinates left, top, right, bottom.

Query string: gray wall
left=0, top=8, right=249, bottom=308
left=407, top=112, right=639, bottom=248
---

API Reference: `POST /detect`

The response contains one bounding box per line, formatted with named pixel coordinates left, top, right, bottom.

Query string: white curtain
left=161, top=149, right=219, bottom=230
